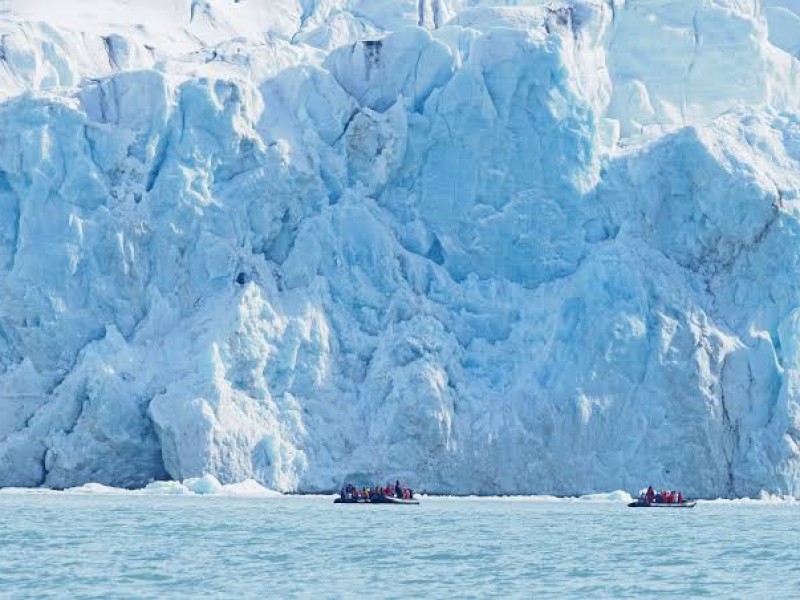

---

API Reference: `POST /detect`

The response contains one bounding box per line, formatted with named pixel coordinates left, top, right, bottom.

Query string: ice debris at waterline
left=1, top=0, right=800, bottom=498
left=0, top=475, right=284, bottom=497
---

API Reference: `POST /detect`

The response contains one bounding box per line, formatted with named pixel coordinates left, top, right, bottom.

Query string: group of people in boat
left=340, top=480, right=415, bottom=501
left=639, top=485, right=684, bottom=505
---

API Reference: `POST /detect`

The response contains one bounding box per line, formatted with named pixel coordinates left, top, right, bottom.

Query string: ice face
left=0, top=0, right=799, bottom=497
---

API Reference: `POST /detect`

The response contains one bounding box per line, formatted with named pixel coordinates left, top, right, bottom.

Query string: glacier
left=1, top=0, right=800, bottom=497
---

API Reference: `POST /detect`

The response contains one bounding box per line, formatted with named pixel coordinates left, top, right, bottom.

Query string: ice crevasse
left=1, top=0, right=800, bottom=497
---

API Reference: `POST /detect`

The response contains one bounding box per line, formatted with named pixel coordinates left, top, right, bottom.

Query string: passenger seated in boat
left=637, top=486, right=686, bottom=505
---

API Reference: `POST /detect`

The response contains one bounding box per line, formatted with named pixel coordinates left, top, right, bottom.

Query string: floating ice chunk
left=64, top=482, right=126, bottom=495
left=183, top=474, right=224, bottom=495
left=219, top=479, right=284, bottom=498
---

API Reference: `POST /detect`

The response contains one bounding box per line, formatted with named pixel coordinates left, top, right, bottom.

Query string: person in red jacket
left=678, top=491, right=684, bottom=503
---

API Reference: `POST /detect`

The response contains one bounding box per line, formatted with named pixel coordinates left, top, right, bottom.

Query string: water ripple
left=1, top=495, right=799, bottom=597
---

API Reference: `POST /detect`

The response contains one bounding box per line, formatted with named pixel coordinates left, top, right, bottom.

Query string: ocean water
left=0, top=490, right=798, bottom=598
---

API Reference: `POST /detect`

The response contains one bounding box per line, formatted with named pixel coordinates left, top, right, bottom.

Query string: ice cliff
left=1, top=0, right=800, bottom=497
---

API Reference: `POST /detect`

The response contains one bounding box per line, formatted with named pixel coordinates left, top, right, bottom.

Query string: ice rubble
left=1, top=0, right=800, bottom=497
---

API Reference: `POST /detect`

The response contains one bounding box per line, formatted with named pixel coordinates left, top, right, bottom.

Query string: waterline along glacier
left=2, top=0, right=800, bottom=497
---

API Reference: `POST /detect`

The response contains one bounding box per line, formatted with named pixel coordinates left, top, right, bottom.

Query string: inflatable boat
left=627, top=500, right=696, bottom=508
left=334, top=496, right=419, bottom=505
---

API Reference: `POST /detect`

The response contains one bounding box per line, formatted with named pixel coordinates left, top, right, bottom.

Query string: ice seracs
left=0, top=0, right=799, bottom=498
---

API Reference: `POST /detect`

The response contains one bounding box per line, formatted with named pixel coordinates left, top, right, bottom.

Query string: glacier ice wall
left=1, top=0, right=800, bottom=497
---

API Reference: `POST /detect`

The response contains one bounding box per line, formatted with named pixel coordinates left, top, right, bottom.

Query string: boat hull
left=334, top=496, right=419, bottom=505
left=370, top=496, right=419, bottom=505
left=627, top=501, right=696, bottom=508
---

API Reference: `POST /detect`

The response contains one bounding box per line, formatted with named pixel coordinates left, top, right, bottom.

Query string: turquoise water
left=1, top=491, right=799, bottom=598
